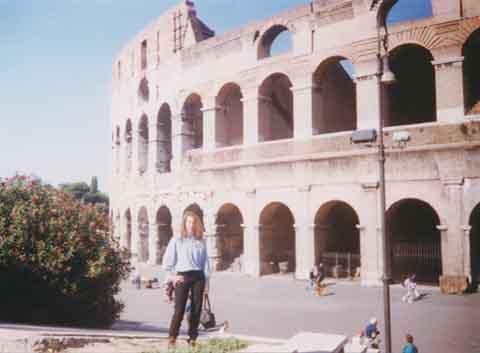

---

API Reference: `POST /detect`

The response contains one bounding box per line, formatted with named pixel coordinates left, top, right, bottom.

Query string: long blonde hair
left=181, top=211, right=205, bottom=238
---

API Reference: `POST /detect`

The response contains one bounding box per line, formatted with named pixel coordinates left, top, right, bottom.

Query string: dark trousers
left=168, top=270, right=205, bottom=340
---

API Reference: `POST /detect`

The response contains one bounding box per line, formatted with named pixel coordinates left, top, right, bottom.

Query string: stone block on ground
left=280, top=332, right=348, bottom=353
left=439, top=275, right=468, bottom=294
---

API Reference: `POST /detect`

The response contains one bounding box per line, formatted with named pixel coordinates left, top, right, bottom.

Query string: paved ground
left=115, top=268, right=480, bottom=353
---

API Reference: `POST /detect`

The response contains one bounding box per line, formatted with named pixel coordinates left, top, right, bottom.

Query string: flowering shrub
left=0, top=175, right=131, bottom=328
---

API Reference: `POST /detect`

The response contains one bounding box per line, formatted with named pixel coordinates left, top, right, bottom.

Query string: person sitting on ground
left=402, top=334, right=418, bottom=353
left=315, top=263, right=326, bottom=296
left=307, top=265, right=319, bottom=291
left=365, top=317, right=380, bottom=339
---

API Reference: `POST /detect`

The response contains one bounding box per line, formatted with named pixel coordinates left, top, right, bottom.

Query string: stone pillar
left=242, top=190, right=260, bottom=276
left=432, top=55, right=465, bottom=122
left=360, top=180, right=382, bottom=286
left=438, top=177, right=469, bottom=293
left=355, top=60, right=380, bottom=130
left=148, top=222, right=158, bottom=265
left=171, top=112, right=185, bottom=172
left=148, top=121, right=158, bottom=176
left=291, top=79, right=314, bottom=140
left=241, top=88, right=259, bottom=146
left=130, top=209, right=139, bottom=264
left=294, top=185, right=314, bottom=280
left=204, top=213, right=221, bottom=272
left=461, top=225, right=472, bottom=283
left=201, top=97, right=218, bottom=151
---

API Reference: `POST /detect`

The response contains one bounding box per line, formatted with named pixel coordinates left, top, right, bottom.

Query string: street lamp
left=352, top=1, right=398, bottom=353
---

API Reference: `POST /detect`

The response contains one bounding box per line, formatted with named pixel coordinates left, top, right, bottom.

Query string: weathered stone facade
left=110, top=0, right=480, bottom=287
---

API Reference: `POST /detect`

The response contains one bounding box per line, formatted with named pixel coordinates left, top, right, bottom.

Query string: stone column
left=242, top=189, right=260, bottom=276
left=171, top=112, right=185, bottom=172
left=148, top=222, right=158, bottom=265
left=293, top=185, right=314, bottom=280
left=461, top=225, right=472, bottom=283
left=201, top=97, right=218, bottom=151
left=355, top=60, right=380, bottom=130
left=291, top=79, right=314, bottom=140
left=241, top=88, right=259, bottom=146
left=204, top=213, right=221, bottom=272
left=432, top=55, right=465, bottom=122
left=130, top=208, right=139, bottom=264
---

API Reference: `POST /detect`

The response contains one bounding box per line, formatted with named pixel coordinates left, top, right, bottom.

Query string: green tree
left=90, top=176, right=98, bottom=193
left=59, top=182, right=90, bottom=201
left=0, top=175, right=130, bottom=328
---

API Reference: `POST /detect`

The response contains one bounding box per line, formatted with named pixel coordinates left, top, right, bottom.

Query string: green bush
left=0, top=175, right=131, bottom=328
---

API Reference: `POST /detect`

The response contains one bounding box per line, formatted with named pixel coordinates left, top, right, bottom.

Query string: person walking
left=162, top=211, right=210, bottom=349
left=402, top=334, right=418, bottom=353
left=402, top=274, right=420, bottom=304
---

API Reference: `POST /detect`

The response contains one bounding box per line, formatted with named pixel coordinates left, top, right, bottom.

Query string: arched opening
left=259, top=202, right=295, bottom=275
left=258, top=25, right=293, bottom=59
left=313, top=57, right=357, bottom=135
left=138, top=114, right=149, bottom=174
left=386, top=44, right=436, bottom=126
left=137, top=207, right=149, bottom=263
left=463, top=28, right=480, bottom=115
left=138, top=77, right=149, bottom=102
left=125, top=119, right=133, bottom=174
left=216, top=204, right=244, bottom=271
left=258, top=73, right=293, bottom=142
left=314, top=201, right=360, bottom=278
left=157, top=104, right=172, bottom=173
left=156, top=206, right=173, bottom=264
left=182, top=94, right=203, bottom=152
left=115, top=126, right=121, bottom=174
left=216, top=83, right=244, bottom=147
left=184, top=203, right=204, bottom=228
left=124, top=209, right=132, bottom=253
left=469, top=203, right=480, bottom=291
left=387, top=199, right=442, bottom=285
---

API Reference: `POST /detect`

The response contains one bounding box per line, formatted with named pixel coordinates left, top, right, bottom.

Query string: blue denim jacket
left=162, top=235, right=210, bottom=279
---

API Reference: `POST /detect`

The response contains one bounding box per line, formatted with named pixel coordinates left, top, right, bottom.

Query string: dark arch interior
left=463, top=29, right=480, bottom=115
left=469, top=204, right=480, bottom=290
left=258, top=74, right=293, bottom=142
left=124, top=209, right=132, bottom=253
left=387, top=199, right=442, bottom=284
left=313, top=58, right=357, bottom=135
left=314, top=202, right=360, bottom=278
left=259, top=203, right=295, bottom=275
left=157, top=104, right=172, bottom=173
left=182, top=94, right=203, bottom=151
left=156, top=207, right=173, bottom=264
left=138, top=115, right=149, bottom=174
left=386, top=44, right=436, bottom=126
left=138, top=77, right=149, bottom=102
left=137, top=207, right=149, bottom=263
left=216, top=204, right=244, bottom=271
left=216, top=84, right=243, bottom=147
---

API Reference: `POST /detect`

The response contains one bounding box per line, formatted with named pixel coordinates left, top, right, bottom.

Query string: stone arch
left=157, top=103, right=172, bottom=173
left=182, top=93, right=203, bottom=152
left=469, top=203, right=480, bottom=290
left=313, top=56, right=357, bottom=135
left=388, top=27, right=439, bottom=54
left=462, top=27, right=480, bottom=115
left=137, top=206, right=149, bottom=262
left=215, top=203, right=244, bottom=271
left=386, top=44, right=436, bottom=126
left=258, top=24, right=293, bottom=59
left=387, top=198, right=442, bottom=285
left=216, top=83, right=244, bottom=147
left=258, top=73, right=293, bottom=142
left=156, top=206, right=173, bottom=264
left=125, top=119, right=133, bottom=174
left=138, top=114, right=149, bottom=174
left=314, top=201, right=360, bottom=278
left=124, top=208, right=132, bottom=253
left=258, top=202, right=296, bottom=275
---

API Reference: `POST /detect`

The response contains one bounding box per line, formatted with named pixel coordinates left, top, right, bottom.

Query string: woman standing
left=162, top=211, right=210, bottom=348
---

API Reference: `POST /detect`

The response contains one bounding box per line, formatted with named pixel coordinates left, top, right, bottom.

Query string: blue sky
left=0, top=0, right=431, bottom=193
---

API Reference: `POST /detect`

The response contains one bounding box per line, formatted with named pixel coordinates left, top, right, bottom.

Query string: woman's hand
left=175, top=275, right=185, bottom=284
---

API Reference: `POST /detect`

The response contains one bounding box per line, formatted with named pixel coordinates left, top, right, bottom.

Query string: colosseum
left=110, top=0, right=480, bottom=291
